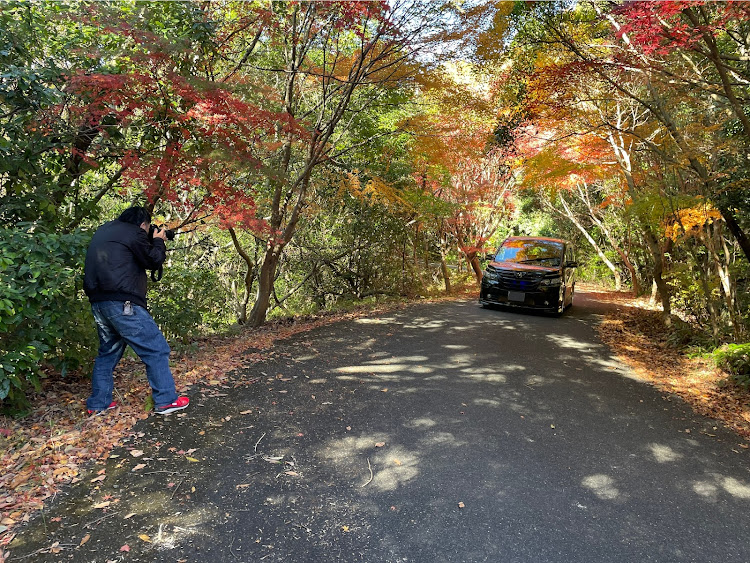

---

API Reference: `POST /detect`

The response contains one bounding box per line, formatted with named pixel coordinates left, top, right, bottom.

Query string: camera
left=148, top=224, right=176, bottom=241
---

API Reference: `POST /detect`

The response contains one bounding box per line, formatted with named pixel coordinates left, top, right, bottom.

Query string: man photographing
left=83, top=206, right=189, bottom=415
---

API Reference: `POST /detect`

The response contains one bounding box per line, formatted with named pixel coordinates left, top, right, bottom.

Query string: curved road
left=10, top=290, right=750, bottom=562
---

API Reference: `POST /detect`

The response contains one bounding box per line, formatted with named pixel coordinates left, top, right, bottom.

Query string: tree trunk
left=559, top=195, right=622, bottom=290
left=692, top=244, right=720, bottom=345
left=644, top=228, right=671, bottom=318
left=440, top=259, right=452, bottom=293
left=467, top=253, right=483, bottom=284
left=577, top=183, right=640, bottom=294
left=705, top=222, right=743, bottom=340
left=228, top=227, right=256, bottom=324
left=715, top=203, right=750, bottom=264
left=248, top=245, right=282, bottom=327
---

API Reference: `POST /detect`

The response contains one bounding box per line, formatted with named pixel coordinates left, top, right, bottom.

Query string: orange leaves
left=596, top=286, right=750, bottom=441
left=663, top=202, right=722, bottom=241
left=339, top=172, right=411, bottom=211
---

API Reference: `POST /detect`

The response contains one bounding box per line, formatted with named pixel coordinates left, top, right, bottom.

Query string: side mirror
left=485, top=253, right=495, bottom=261
left=566, top=260, right=578, bottom=268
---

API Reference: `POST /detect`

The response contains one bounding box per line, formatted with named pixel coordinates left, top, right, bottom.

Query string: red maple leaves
left=52, top=4, right=310, bottom=233
left=615, top=1, right=750, bottom=56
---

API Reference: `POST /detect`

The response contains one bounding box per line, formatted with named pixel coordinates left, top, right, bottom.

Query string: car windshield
left=495, top=240, right=563, bottom=266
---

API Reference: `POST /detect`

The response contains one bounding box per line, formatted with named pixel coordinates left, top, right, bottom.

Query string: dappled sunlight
left=370, top=446, right=421, bottom=492
left=647, top=443, right=683, bottom=463
left=368, top=355, right=430, bottom=364
left=401, top=317, right=448, bottom=330
left=417, top=431, right=466, bottom=448
left=463, top=365, right=526, bottom=374
left=524, top=374, right=555, bottom=387
left=354, top=318, right=397, bottom=325
left=581, top=474, right=622, bottom=501
left=721, top=477, right=750, bottom=499
left=473, top=398, right=503, bottom=408
left=317, top=433, right=422, bottom=492
left=461, top=372, right=508, bottom=384
left=334, top=354, right=435, bottom=379
left=350, top=338, right=378, bottom=351
left=336, top=364, right=420, bottom=374
left=423, top=374, right=449, bottom=381
left=147, top=505, right=220, bottom=551
left=321, top=434, right=391, bottom=463
left=404, top=417, right=437, bottom=429
left=448, top=352, right=478, bottom=366
left=296, top=354, right=318, bottom=361
left=546, top=333, right=594, bottom=351
left=692, top=474, right=750, bottom=501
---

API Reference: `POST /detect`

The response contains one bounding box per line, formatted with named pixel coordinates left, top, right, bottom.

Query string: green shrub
left=0, top=226, right=95, bottom=413
left=147, top=263, right=231, bottom=345
left=713, top=343, right=750, bottom=388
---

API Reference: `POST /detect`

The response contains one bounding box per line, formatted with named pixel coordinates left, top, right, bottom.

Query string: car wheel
left=556, top=290, right=565, bottom=315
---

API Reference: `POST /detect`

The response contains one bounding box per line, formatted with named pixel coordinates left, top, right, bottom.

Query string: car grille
left=488, top=268, right=543, bottom=291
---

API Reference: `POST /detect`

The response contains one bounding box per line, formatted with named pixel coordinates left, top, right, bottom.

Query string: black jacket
left=83, top=220, right=166, bottom=309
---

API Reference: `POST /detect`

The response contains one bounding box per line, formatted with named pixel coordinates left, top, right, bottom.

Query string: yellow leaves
left=664, top=201, right=722, bottom=241
left=338, top=172, right=411, bottom=212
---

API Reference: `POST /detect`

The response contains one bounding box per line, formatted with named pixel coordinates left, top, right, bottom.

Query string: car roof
left=503, top=236, right=569, bottom=244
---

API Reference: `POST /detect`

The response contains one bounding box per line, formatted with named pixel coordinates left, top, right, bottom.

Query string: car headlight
left=484, top=270, right=499, bottom=281
left=540, top=276, right=562, bottom=287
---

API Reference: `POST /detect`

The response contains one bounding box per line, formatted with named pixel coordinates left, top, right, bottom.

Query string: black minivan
left=479, top=237, right=577, bottom=315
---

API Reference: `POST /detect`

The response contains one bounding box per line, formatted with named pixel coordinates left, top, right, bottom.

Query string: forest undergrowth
left=1, top=286, right=748, bottom=553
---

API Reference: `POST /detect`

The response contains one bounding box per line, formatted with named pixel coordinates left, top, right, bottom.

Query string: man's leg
left=115, top=305, right=179, bottom=408
left=87, top=302, right=127, bottom=411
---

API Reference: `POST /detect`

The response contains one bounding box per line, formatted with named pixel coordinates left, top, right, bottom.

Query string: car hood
left=488, top=261, right=559, bottom=274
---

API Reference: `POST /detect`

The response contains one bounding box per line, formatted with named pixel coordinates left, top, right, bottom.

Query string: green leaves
left=0, top=226, right=95, bottom=411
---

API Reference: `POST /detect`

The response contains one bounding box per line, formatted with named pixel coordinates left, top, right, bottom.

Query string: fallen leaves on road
left=595, top=289, right=750, bottom=440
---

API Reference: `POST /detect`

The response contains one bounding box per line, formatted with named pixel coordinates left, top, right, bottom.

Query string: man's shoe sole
left=87, top=402, right=118, bottom=415
left=154, top=404, right=189, bottom=415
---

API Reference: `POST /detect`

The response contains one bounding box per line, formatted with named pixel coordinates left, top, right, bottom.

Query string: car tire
left=555, top=291, right=565, bottom=316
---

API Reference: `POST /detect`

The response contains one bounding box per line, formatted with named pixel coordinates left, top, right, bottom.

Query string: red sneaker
left=155, top=396, right=190, bottom=415
left=87, top=401, right=118, bottom=415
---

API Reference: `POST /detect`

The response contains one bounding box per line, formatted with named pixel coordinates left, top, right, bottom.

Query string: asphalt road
left=9, top=291, right=750, bottom=562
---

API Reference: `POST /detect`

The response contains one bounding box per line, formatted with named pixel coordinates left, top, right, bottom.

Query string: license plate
left=508, top=291, right=525, bottom=302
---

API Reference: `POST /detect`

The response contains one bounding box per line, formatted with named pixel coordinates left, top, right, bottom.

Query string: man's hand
left=152, top=228, right=168, bottom=241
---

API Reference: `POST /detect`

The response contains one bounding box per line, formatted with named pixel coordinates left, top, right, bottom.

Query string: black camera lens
left=148, top=225, right=176, bottom=240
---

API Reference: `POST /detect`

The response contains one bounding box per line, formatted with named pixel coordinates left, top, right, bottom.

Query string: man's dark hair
left=117, top=206, right=151, bottom=226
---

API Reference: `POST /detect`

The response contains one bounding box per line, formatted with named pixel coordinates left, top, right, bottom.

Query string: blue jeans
left=87, top=301, right=178, bottom=410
